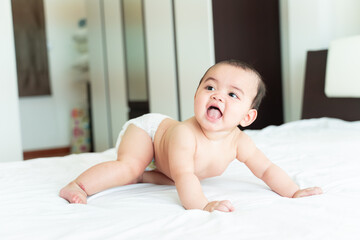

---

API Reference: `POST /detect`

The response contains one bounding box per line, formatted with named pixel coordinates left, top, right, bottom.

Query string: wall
left=0, top=0, right=23, bottom=162
left=86, top=0, right=128, bottom=151
left=87, top=0, right=215, bottom=151
left=143, top=0, right=179, bottom=120
left=280, top=0, right=360, bottom=122
left=174, top=0, right=215, bottom=120
left=9, top=0, right=360, bottom=156
left=123, top=0, right=148, bottom=102
left=19, top=0, right=87, bottom=151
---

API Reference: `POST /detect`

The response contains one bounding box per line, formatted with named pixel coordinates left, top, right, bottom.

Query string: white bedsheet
left=1, top=118, right=360, bottom=239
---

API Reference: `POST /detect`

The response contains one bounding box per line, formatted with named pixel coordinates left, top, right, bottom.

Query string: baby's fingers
left=215, top=200, right=235, bottom=212
left=292, top=187, right=323, bottom=198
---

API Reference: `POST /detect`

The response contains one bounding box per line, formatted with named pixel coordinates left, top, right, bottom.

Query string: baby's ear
left=239, top=109, right=257, bottom=127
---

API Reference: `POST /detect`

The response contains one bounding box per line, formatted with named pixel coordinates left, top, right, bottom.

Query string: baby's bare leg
left=60, top=124, right=154, bottom=203
left=141, top=170, right=174, bottom=185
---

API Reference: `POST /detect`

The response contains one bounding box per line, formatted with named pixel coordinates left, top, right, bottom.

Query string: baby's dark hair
left=198, top=59, right=266, bottom=110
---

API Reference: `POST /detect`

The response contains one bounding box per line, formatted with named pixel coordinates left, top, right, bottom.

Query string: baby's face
left=194, top=64, right=258, bottom=131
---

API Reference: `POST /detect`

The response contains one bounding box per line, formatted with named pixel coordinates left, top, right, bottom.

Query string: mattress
left=1, top=118, right=360, bottom=239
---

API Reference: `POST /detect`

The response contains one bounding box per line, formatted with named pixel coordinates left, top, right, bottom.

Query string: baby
left=60, top=60, right=322, bottom=212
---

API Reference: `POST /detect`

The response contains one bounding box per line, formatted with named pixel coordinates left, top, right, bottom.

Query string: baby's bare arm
left=255, top=153, right=299, bottom=197
left=168, top=126, right=233, bottom=212
left=237, top=134, right=321, bottom=198
left=168, top=126, right=208, bottom=209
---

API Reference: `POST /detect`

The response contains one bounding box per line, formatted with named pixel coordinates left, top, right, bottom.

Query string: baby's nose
left=212, top=94, right=224, bottom=102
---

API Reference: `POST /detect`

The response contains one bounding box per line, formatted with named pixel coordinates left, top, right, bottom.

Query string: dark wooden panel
left=11, top=0, right=51, bottom=97
left=24, top=146, right=70, bottom=160
left=128, top=101, right=149, bottom=119
left=212, top=0, right=283, bottom=129
left=302, top=50, right=360, bottom=121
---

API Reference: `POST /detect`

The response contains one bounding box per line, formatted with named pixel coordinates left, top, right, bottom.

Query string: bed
left=1, top=117, right=360, bottom=239
left=2, top=51, right=360, bottom=239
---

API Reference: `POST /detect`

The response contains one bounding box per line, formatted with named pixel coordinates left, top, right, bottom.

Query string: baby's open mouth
left=207, top=106, right=222, bottom=120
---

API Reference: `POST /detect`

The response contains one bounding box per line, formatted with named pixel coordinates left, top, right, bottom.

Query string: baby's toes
left=71, top=193, right=86, bottom=204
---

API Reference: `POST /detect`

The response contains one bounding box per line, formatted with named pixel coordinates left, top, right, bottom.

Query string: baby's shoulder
left=234, top=130, right=256, bottom=149
left=171, top=122, right=195, bottom=138
left=234, top=131, right=257, bottom=161
left=166, top=122, right=196, bottom=143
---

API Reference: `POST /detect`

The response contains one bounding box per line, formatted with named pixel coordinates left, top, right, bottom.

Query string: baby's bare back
left=153, top=117, right=239, bottom=181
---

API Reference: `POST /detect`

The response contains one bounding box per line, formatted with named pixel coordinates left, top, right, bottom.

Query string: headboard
left=302, top=50, right=360, bottom=121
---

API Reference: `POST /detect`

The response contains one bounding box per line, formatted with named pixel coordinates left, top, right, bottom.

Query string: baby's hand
left=292, top=187, right=323, bottom=198
left=203, top=200, right=235, bottom=212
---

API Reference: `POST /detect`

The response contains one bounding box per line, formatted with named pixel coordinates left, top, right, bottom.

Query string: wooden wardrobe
left=212, top=0, right=284, bottom=129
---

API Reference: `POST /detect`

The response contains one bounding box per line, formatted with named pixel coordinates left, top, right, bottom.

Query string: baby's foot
left=59, top=181, right=87, bottom=204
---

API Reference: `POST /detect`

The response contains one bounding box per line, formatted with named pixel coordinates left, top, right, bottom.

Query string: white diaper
left=115, top=113, right=171, bottom=170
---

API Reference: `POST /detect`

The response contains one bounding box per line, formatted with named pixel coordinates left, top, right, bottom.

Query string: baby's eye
left=229, top=92, right=238, bottom=99
left=206, top=86, right=215, bottom=91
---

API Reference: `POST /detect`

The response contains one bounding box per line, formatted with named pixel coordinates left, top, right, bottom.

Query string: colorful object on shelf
left=70, top=108, right=91, bottom=153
